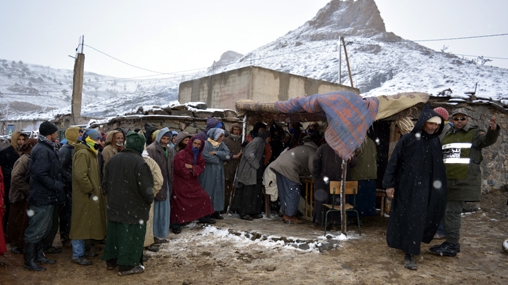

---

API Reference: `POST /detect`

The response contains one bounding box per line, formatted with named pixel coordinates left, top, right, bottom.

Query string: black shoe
left=43, top=246, right=62, bottom=254
left=252, top=214, right=263, bottom=219
left=211, top=212, right=224, bottom=220
left=145, top=243, right=160, bottom=252
left=154, top=237, right=169, bottom=244
left=72, top=257, right=92, bottom=266
left=240, top=215, right=253, bottom=221
left=118, top=265, right=144, bottom=276
left=172, top=227, right=182, bottom=234
left=429, top=241, right=459, bottom=257
left=198, top=217, right=216, bottom=224
left=35, top=242, right=56, bottom=264
left=11, top=247, right=23, bottom=254
left=106, top=258, right=118, bottom=270
left=430, top=242, right=461, bottom=252
left=403, top=254, right=417, bottom=270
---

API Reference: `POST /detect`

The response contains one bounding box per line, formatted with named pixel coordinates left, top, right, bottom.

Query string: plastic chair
left=322, top=181, right=361, bottom=236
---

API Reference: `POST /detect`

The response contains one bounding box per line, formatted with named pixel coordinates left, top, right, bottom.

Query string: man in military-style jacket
left=431, top=108, right=500, bottom=257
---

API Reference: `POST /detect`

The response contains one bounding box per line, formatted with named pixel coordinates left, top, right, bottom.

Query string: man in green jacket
left=431, top=108, right=500, bottom=257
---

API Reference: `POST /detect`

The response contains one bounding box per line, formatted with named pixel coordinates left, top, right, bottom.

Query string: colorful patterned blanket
left=274, top=91, right=379, bottom=159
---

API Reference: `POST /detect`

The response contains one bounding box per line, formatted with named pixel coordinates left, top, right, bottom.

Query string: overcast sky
left=1, top=0, right=507, bottom=78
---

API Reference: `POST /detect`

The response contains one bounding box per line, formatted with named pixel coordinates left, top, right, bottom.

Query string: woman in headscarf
left=101, top=130, right=125, bottom=177
left=6, top=138, right=37, bottom=254
left=170, top=137, right=215, bottom=234
left=174, top=131, right=192, bottom=153
left=199, top=128, right=231, bottom=220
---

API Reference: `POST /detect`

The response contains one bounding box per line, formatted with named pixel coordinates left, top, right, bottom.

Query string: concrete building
left=178, top=66, right=359, bottom=110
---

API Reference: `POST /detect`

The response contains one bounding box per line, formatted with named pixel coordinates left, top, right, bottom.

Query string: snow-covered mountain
left=1, top=0, right=507, bottom=120
left=210, top=0, right=508, bottom=101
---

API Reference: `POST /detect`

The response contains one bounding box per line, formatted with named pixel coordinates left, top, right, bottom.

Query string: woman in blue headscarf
left=199, top=128, right=231, bottom=220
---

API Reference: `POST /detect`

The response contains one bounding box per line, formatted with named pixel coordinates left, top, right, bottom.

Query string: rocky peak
left=297, top=0, right=386, bottom=40
left=212, top=51, right=243, bottom=69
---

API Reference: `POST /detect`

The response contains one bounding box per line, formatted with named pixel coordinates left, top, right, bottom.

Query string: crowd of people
left=0, top=106, right=502, bottom=274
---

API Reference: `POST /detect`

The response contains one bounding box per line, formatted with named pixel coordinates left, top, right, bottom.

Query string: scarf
left=192, top=147, right=200, bottom=165
left=85, top=137, right=99, bottom=154
left=207, top=137, right=221, bottom=148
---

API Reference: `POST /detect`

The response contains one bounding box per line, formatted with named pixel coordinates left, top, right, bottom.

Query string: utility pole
left=71, top=35, right=85, bottom=125
left=341, top=36, right=354, bottom=88
left=338, top=39, right=342, bottom=85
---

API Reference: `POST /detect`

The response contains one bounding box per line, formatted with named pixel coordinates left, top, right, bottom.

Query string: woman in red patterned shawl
left=170, top=137, right=214, bottom=234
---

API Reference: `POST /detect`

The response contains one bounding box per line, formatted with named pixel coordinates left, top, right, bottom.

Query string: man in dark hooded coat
left=382, top=105, right=447, bottom=270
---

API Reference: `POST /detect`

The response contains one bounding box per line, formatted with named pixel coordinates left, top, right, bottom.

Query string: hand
left=490, top=116, right=497, bottom=130
left=184, top=163, right=193, bottom=169
left=386, top=188, right=395, bottom=199
left=209, top=151, right=217, bottom=156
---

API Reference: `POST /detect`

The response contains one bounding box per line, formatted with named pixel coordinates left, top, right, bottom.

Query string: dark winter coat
left=442, top=122, right=500, bottom=202
left=69, top=143, right=107, bottom=240
left=382, top=105, right=447, bottom=255
left=170, top=137, right=213, bottom=224
left=59, top=144, right=74, bottom=187
left=28, top=137, right=65, bottom=206
left=103, top=148, right=154, bottom=224
left=59, top=126, right=80, bottom=187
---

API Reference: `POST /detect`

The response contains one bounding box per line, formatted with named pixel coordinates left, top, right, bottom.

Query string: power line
left=413, top=33, right=508, bottom=42
left=84, top=44, right=170, bottom=75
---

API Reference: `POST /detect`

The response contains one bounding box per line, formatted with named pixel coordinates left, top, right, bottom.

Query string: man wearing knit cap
left=102, top=131, right=154, bottom=276
left=430, top=108, right=500, bottom=257
left=68, top=129, right=106, bottom=266
left=23, top=121, right=65, bottom=271
left=383, top=105, right=447, bottom=270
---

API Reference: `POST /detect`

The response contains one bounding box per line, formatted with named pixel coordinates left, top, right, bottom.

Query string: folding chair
left=322, top=181, right=361, bottom=236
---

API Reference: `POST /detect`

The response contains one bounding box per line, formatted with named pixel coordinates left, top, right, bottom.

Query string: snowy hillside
left=1, top=0, right=507, bottom=121
left=209, top=0, right=508, bottom=103
left=0, top=59, right=180, bottom=120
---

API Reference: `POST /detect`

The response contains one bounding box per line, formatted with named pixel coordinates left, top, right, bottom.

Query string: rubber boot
left=35, top=241, right=56, bottom=264
left=23, top=242, right=46, bottom=271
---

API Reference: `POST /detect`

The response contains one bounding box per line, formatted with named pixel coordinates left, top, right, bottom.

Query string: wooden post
left=341, top=37, right=354, bottom=88
left=340, top=160, right=348, bottom=236
left=71, top=36, right=85, bottom=125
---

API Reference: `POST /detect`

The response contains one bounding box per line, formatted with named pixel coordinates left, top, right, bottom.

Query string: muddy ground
left=1, top=189, right=507, bottom=285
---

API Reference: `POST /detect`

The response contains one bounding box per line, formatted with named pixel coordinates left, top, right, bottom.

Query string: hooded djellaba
left=6, top=138, right=37, bottom=253
left=170, top=136, right=214, bottom=233
left=199, top=128, right=231, bottom=220
left=69, top=130, right=107, bottom=246
left=231, top=130, right=270, bottom=220
left=0, top=131, right=28, bottom=230
left=382, top=105, right=447, bottom=268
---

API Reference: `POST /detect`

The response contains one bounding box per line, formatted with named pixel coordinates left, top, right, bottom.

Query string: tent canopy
left=236, top=91, right=429, bottom=160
